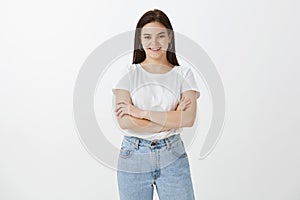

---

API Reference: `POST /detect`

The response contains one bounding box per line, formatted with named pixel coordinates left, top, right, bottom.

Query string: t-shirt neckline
left=137, top=63, right=176, bottom=76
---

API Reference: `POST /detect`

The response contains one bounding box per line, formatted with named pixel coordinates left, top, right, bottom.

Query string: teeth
left=150, top=48, right=160, bottom=51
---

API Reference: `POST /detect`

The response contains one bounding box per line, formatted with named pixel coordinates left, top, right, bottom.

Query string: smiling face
left=140, top=21, right=172, bottom=62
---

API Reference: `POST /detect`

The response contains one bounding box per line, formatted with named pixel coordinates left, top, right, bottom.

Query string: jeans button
left=151, top=140, right=158, bottom=146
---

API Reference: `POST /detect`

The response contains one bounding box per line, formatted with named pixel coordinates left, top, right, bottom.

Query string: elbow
left=119, top=123, right=127, bottom=130
left=119, top=121, right=131, bottom=130
left=186, top=117, right=196, bottom=127
left=179, top=111, right=196, bottom=128
left=117, top=117, right=129, bottom=130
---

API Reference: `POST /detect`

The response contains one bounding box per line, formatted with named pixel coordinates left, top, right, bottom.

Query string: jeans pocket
left=119, top=139, right=134, bottom=159
left=170, top=139, right=187, bottom=158
left=119, top=147, right=134, bottom=159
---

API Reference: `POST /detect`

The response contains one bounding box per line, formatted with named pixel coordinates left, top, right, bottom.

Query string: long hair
left=132, top=9, right=179, bottom=66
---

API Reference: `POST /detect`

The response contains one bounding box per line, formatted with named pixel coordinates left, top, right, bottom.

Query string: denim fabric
left=117, top=134, right=195, bottom=200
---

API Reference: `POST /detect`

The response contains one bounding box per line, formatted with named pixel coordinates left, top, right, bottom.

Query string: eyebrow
left=142, top=31, right=166, bottom=36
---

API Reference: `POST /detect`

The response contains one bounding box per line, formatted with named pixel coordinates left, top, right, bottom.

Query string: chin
left=146, top=52, right=165, bottom=60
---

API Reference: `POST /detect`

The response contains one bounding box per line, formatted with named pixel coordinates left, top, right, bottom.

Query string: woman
left=112, top=9, right=200, bottom=200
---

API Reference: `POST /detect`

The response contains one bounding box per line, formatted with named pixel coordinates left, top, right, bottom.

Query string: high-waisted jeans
left=117, top=134, right=195, bottom=200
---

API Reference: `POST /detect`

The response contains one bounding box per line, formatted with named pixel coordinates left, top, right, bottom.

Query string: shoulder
left=174, top=64, right=193, bottom=78
left=118, top=63, right=139, bottom=78
left=128, top=63, right=139, bottom=72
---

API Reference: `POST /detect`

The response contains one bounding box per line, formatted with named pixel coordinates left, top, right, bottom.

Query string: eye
left=159, top=35, right=165, bottom=38
left=144, top=36, right=150, bottom=39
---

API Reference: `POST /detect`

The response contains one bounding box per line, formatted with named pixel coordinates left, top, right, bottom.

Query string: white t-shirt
left=112, top=63, right=200, bottom=140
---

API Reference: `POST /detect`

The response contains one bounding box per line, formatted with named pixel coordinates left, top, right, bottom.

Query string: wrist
left=143, top=110, right=151, bottom=120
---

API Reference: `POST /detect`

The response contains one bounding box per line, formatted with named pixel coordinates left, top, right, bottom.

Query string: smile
left=149, top=47, right=161, bottom=52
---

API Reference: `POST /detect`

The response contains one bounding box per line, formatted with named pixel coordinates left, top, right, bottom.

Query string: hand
left=115, top=100, right=146, bottom=119
left=176, top=96, right=191, bottom=111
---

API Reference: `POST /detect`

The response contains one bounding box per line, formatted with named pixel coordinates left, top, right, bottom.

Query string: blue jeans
left=117, top=134, right=195, bottom=200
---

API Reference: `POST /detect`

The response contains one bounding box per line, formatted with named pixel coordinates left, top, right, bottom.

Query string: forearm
left=117, top=115, right=172, bottom=133
left=115, top=93, right=195, bottom=130
left=143, top=110, right=194, bottom=129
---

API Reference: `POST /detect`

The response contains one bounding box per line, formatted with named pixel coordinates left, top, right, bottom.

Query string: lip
left=148, top=47, right=161, bottom=52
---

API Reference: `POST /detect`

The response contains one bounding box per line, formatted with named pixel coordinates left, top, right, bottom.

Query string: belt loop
left=134, top=138, right=139, bottom=150
left=166, top=139, right=171, bottom=150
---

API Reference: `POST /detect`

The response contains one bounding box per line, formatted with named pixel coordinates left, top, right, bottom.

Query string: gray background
left=1, top=0, right=299, bottom=200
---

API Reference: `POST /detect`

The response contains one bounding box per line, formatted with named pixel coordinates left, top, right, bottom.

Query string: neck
left=142, top=57, right=171, bottom=67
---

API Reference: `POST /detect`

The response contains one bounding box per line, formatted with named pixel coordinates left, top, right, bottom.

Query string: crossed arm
left=113, top=89, right=198, bottom=133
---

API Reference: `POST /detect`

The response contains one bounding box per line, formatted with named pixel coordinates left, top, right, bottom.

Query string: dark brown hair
left=132, top=9, right=179, bottom=66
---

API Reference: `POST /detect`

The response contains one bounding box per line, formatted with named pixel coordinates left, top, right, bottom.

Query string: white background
left=1, top=0, right=299, bottom=200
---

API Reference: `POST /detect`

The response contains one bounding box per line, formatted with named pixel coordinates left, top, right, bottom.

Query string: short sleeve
left=181, top=68, right=201, bottom=99
left=112, top=72, right=131, bottom=95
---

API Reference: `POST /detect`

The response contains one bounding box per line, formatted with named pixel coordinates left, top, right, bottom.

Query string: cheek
left=159, top=37, right=169, bottom=43
left=159, top=38, right=170, bottom=48
left=141, top=39, right=150, bottom=47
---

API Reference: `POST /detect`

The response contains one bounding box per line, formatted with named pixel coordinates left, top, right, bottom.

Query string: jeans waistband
left=123, top=134, right=181, bottom=149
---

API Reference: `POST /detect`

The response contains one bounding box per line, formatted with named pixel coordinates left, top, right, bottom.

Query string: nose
left=150, top=37, right=160, bottom=45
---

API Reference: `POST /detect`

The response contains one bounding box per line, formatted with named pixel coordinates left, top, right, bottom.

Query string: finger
left=186, top=103, right=191, bottom=108
left=118, top=110, right=126, bottom=118
left=115, top=105, right=125, bottom=112
left=185, top=101, right=191, bottom=106
left=117, top=100, right=127, bottom=105
left=182, top=100, right=189, bottom=104
left=115, top=107, right=121, bottom=113
left=120, top=111, right=128, bottom=118
left=115, top=105, right=120, bottom=112
left=184, top=98, right=191, bottom=102
left=182, top=101, right=191, bottom=107
left=183, top=99, right=191, bottom=104
left=119, top=111, right=124, bottom=118
left=116, top=108, right=124, bottom=116
left=115, top=109, right=121, bottom=116
left=180, top=99, right=190, bottom=106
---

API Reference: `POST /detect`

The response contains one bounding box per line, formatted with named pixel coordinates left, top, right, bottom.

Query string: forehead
left=141, top=22, right=168, bottom=34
